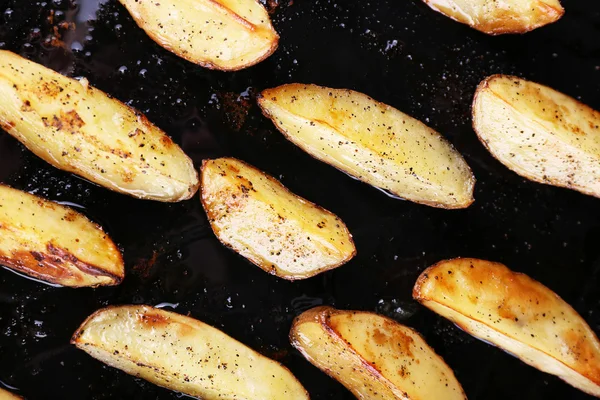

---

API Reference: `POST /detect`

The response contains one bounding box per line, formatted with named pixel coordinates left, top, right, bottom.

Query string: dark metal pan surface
left=0, top=0, right=600, bottom=398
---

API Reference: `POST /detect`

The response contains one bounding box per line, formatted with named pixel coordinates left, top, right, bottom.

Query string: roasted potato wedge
left=201, top=157, right=355, bottom=280
left=421, top=0, right=564, bottom=35
left=290, top=306, right=467, bottom=400
left=473, top=75, right=600, bottom=198
left=258, top=84, right=475, bottom=209
left=0, top=388, right=23, bottom=400
left=118, top=0, right=278, bottom=71
left=72, top=305, right=309, bottom=399
left=414, top=258, right=600, bottom=397
left=0, top=185, right=123, bottom=287
left=0, top=51, right=198, bottom=202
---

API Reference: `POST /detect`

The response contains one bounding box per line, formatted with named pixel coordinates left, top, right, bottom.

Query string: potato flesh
left=423, top=0, right=564, bottom=34
left=0, top=388, right=23, bottom=399
left=0, top=185, right=123, bottom=287
left=258, top=84, right=474, bottom=209
left=414, top=258, right=600, bottom=396
left=72, top=305, right=309, bottom=400
left=473, top=75, right=600, bottom=198
left=201, top=158, right=355, bottom=280
left=290, top=307, right=467, bottom=400
left=0, top=51, right=198, bottom=202
left=119, top=0, right=278, bottom=71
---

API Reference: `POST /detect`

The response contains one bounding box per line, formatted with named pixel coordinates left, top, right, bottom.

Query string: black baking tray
left=1, top=0, right=599, bottom=398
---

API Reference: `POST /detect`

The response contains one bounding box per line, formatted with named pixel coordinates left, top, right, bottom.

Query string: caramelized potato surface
left=414, top=258, right=600, bottom=397
left=0, top=185, right=123, bottom=287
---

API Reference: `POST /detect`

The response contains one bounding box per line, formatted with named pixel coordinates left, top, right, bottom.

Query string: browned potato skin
left=472, top=75, right=600, bottom=199
left=423, top=0, right=564, bottom=35
left=0, top=184, right=124, bottom=287
left=201, top=158, right=356, bottom=280
left=290, top=306, right=467, bottom=400
left=118, top=0, right=279, bottom=71
left=414, top=258, right=600, bottom=397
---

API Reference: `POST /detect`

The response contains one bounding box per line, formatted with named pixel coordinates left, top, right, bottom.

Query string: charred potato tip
left=414, top=258, right=600, bottom=397
left=290, top=306, right=467, bottom=400
left=200, top=157, right=356, bottom=280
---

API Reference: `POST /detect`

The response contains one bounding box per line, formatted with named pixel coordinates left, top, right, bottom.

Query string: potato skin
left=290, top=306, right=467, bottom=400
left=72, top=305, right=309, bottom=400
left=258, top=84, right=475, bottom=209
left=422, top=0, right=564, bottom=35
left=0, top=50, right=198, bottom=202
left=118, top=0, right=279, bottom=71
left=201, top=157, right=356, bottom=280
left=414, top=258, right=600, bottom=397
left=0, top=184, right=123, bottom=287
left=473, top=74, right=600, bottom=198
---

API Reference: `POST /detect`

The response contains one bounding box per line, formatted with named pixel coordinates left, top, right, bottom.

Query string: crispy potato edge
left=289, top=306, right=397, bottom=390
left=199, top=157, right=357, bottom=280
left=0, top=184, right=124, bottom=287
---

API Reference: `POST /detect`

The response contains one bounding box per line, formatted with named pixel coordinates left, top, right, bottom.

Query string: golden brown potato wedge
left=0, top=388, right=23, bottom=400
left=201, top=157, right=355, bottom=280
left=473, top=75, right=600, bottom=198
left=72, top=305, right=309, bottom=399
left=414, top=258, right=600, bottom=397
left=0, top=50, right=198, bottom=202
left=290, top=306, right=467, bottom=400
left=0, top=185, right=123, bottom=287
left=422, top=0, right=564, bottom=35
left=118, top=0, right=279, bottom=71
left=258, top=84, right=475, bottom=209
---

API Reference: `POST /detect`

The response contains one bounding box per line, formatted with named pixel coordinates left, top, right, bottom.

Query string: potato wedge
left=118, top=0, right=278, bottom=71
left=290, top=306, right=467, bottom=400
left=258, top=84, right=475, bottom=209
left=72, top=305, right=309, bottom=399
left=0, top=51, right=198, bottom=202
left=0, top=185, right=123, bottom=287
left=473, top=75, right=600, bottom=198
left=414, top=258, right=600, bottom=397
left=421, top=0, right=564, bottom=35
left=201, top=157, right=355, bottom=280
left=0, top=388, right=23, bottom=400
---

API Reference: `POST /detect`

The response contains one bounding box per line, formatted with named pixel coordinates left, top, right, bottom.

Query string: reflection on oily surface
left=0, top=0, right=600, bottom=399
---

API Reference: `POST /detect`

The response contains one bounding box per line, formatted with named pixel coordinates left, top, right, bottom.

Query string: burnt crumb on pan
left=217, top=90, right=255, bottom=132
